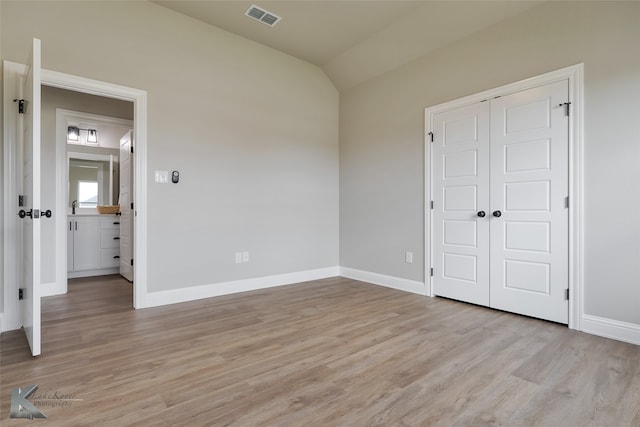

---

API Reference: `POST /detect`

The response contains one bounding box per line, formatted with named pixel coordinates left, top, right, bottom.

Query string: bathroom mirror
left=68, top=152, right=119, bottom=210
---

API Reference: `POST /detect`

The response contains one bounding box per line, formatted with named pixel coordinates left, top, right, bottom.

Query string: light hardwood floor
left=1, top=275, right=639, bottom=426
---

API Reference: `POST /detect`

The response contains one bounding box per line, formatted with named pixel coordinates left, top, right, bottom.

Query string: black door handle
left=18, top=209, right=50, bottom=219
left=477, top=211, right=486, bottom=218
left=492, top=210, right=502, bottom=217
left=18, top=209, right=32, bottom=218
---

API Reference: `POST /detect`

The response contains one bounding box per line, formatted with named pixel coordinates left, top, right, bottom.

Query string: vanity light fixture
left=87, top=129, right=98, bottom=144
left=67, top=126, right=80, bottom=142
left=67, top=126, right=98, bottom=144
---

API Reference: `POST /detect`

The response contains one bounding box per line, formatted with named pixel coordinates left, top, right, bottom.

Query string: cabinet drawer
left=100, top=217, right=121, bottom=230
left=100, top=248, right=121, bottom=269
left=101, top=229, right=120, bottom=249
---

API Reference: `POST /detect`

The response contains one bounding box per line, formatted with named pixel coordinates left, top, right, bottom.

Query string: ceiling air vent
left=245, top=5, right=281, bottom=27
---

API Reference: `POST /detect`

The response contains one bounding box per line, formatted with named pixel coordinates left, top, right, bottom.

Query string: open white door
left=19, top=38, right=42, bottom=356
left=119, top=130, right=133, bottom=281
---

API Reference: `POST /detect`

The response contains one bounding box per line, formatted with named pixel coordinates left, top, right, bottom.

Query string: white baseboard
left=141, top=266, right=340, bottom=308
left=40, top=281, right=63, bottom=298
left=68, top=268, right=119, bottom=279
left=0, top=313, right=3, bottom=333
left=582, top=314, right=640, bottom=345
left=339, top=267, right=426, bottom=296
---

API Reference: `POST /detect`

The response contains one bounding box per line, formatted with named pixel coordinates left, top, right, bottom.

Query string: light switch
left=155, top=170, right=169, bottom=183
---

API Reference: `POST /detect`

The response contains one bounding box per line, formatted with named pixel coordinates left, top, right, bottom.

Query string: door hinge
left=131, top=202, right=134, bottom=210
left=430, top=201, right=434, bottom=210
left=560, top=102, right=572, bottom=117
left=19, top=288, right=25, bottom=300
left=565, top=196, right=569, bottom=208
left=430, top=267, right=434, bottom=277
left=131, top=259, right=134, bottom=266
left=428, top=132, right=434, bottom=143
left=13, top=99, right=25, bottom=114
left=565, top=288, right=570, bottom=300
left=131, top=146, right=134, bottom=154
left=18, top=195, right=24, bottom=207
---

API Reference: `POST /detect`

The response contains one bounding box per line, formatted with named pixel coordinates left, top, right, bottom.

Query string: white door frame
left=425, top=64, right=584, bottom=330
left=3, top=63, right=149, bottom=331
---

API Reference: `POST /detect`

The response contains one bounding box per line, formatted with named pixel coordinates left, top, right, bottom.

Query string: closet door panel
left=432, top=102, right=490, bottom=306
left=489, top=80, right=569, bottom=324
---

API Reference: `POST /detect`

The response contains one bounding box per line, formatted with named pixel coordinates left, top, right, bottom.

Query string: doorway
left=425, top=65, right=584, bottom=328
left=62, top=108, right=133, bottom=285
left=44, top=91, right=134, bottom=295
left=2, top=60, right=148, bottom=337
left=39, top=70, right=149, bottom=310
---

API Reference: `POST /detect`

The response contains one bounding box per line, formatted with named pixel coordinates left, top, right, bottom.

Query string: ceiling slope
left=154, top=1, right=542, bottom=90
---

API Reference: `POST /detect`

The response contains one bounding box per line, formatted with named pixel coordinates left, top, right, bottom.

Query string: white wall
left=1, top=2, right=339, bottom=302
left=340, top=2, right=640, bottom=326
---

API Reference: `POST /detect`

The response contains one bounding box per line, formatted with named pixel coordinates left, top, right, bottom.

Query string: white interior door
left=20, top=38, right=42, bottom=356
left=489, top=80, right=569, bottom=323
left=119, top=130, right=133, bottom=281
left=432, top=101, right=490, bottom=306
left=431, top=79, right=569, bottom=324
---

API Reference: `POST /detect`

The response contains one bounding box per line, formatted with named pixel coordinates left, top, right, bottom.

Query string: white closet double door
left=432, top=80, right=569, bottom=324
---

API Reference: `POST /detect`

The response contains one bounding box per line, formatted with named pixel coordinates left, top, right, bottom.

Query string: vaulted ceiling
left=153, top=1, right=543, bottom=90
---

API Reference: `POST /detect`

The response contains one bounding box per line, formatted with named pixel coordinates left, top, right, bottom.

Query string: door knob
left=42, top=210, right=52, bottom=218
left=18, top=209, right=32, bottom=219
left=492, top=210, right=502, bottom=217
left=477, top=211, right=486, bottom=218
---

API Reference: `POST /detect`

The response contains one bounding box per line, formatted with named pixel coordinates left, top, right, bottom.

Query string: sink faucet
left=72, top=200, right=77, bottom=215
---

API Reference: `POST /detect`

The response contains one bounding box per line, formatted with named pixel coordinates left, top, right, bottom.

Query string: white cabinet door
left=73, top=217, right=100, bottom=271
left=67, top=220, right=74, bottom=272
left=489, top=80, right=569, bottom=324
left=432, top=101, right=490, bottom=306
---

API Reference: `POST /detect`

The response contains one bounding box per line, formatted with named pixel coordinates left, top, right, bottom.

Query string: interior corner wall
left=339, top=1, right=640, bottom=325
left=1, top=1, right=339, bottom=296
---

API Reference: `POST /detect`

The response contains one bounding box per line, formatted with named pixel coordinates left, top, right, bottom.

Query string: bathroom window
left=78, top=181, right=99, bottom=208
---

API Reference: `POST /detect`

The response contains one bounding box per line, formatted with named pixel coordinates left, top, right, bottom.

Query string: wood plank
left=1, top=275, right=638, bottom=425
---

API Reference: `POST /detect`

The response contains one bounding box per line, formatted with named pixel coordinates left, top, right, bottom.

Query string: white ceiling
left=153, top=1, right=543, bottom=90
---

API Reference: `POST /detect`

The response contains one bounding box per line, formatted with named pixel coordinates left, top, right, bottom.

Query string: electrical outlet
left=242, top=251, right=250, bottom=263
left=405, top=251, right=413, bottom=264
left=235, top=252, right=242, bottom=264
